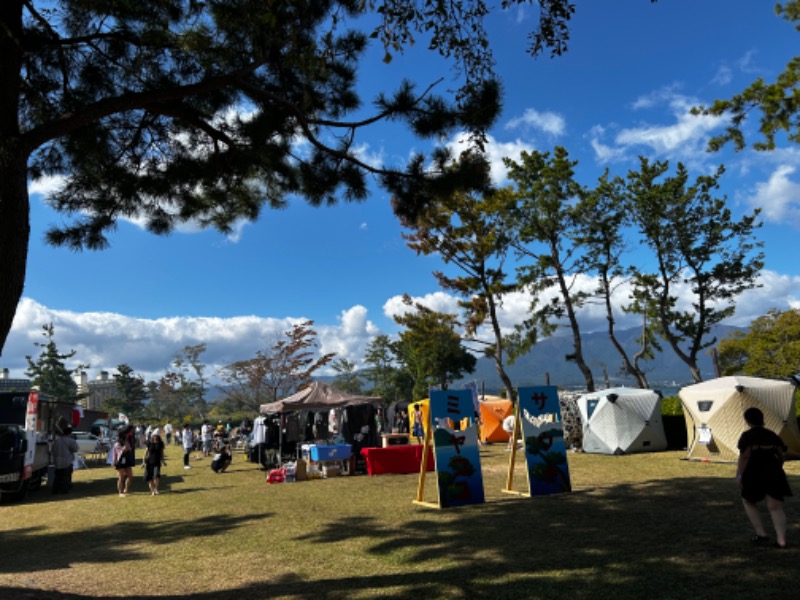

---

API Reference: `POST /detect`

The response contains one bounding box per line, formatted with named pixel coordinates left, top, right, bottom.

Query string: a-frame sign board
left=502, top=386, right=572, bottom=497
left=414, top=389, right=485, bottom=509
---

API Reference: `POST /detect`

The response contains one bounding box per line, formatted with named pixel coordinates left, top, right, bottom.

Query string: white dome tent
left=679, top=375, right=800, bottom=462
left=577, top=388, right=668, bottom=455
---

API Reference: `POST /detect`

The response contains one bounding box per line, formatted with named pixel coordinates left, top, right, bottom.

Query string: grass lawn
left=1, top=443, right=798, bottom=599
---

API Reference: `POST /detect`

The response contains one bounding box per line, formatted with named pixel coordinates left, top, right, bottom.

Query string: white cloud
left=383, top=292, right=462, bottom=321
left=317, top=306, right=381, bottom=368
left=3, top=299, right=377, bottom=382
left=504, top=108, right=566, bottom=137
left=721, top=270, right=800, bottom=326
left=446, top=133, right=535, bottom=185
left=28, top=175, right=67, bottom=197
left=591, top=90, right=726, bottom=166
left=737, top=50, right=760, bottom=74
left=387, top=270, right=800, bottom=344
left=616, top=95, right=723, bottom=156
left=745, top=164, right=800, bottom=226
left=352, top=143, right=385, bottom=169
left=6, top=269, right=797, bottom=385
left=711, top=64, right=733, bottom=86
left=587, top=125, right=627, bottom=164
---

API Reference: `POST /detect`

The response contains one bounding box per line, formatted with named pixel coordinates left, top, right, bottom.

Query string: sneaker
left=184, top=465, right=191, bottom=469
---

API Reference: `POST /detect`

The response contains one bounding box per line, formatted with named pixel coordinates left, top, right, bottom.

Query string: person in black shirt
left=144, top=433, right=166, bottom=495
left=736, top=407, right=792, bottom=548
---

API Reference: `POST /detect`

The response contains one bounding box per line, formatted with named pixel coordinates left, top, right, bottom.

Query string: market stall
left=260, top=381, right=383, bottom=472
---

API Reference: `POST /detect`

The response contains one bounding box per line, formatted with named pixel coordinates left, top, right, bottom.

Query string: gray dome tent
left=577, top=387, right=668, bottom=455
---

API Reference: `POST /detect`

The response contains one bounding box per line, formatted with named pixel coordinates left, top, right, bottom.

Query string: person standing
left=412, top=404, right=424, bottom=444
left=52, top=426, right=79, bottom=494
left=163, top=422, right=173, bottom=446
left=375, top=408, right=385, bottom=436
left=112, top=430, right=134, bottom=496
left=182, top=423, right=194, bottom=469
left=121, top=423, right=136, bottom=465
left=736, top=407, right=793, bottom=548
left=201, top=420, right=212, bottom=457
left=144, top=433, right=166, bottom=495
left=503, top=414, right=517, bottom=451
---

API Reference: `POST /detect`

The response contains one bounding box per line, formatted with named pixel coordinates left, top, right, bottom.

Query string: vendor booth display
left=261, top=381, right=383, bottom=472
left=577, top=388, right=668, bottom=455
left=478, top=397, right=513, bottom=443
left=680, top=376, right=800, bottom=462
left=302, top=443, right=352, bottom=477
left=260, top=381, right=382, bottom=413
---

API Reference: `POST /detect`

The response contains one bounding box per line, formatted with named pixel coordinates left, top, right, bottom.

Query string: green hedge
left=660, top=396, right=683, bottom=416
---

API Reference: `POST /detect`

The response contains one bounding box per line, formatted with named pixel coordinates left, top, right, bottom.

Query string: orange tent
left=478, top=397, right=513, bottom=443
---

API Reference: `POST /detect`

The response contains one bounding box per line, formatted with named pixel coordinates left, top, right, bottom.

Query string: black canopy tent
left=260, top=381, right=383, bottom=467
left=260, top=381, right=383, bottom=414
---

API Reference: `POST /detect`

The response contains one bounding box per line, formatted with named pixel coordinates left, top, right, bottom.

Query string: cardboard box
left=295, top=459, right=307, bottom=481
left=322, top=465, right=340, bottom=478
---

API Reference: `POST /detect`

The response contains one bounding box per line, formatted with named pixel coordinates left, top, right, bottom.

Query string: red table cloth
left=360, top=444, right=435, bottom=476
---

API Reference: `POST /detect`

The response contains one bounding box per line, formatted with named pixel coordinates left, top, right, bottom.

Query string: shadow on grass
left=0, top=511, right=273, bottom=575
left=2, top=472, right=798, bottom=599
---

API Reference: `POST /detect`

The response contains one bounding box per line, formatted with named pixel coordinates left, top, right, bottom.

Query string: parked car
left=71, top=431, right=108, bottom=456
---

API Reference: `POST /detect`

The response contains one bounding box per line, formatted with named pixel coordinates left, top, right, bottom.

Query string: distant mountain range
left=217, top=324, right=744, bottom=403
left=453, top=324, right=744, bottom=394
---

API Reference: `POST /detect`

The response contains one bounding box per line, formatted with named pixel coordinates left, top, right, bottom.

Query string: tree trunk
left=0, top=2, right=28, bottom=355
left=554, top=258, right=594, bottom=392
left=485, top=288, right=515, bottom=402
left=602, top=271, right=649, bottom=389
left=0, top=143, right=29, bottom=355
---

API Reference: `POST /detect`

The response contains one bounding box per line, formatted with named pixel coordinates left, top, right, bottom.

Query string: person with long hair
left=112, top=429, right=134, bottom=496
left=736, top=407, right=793, bottom=548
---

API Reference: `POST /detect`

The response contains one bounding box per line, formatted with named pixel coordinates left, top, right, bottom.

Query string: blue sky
left=4, top=0, right=799, bottom=386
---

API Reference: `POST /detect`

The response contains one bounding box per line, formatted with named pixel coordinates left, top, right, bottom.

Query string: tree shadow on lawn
left=2, top=475, right=798, bottom=599
left=15, top=471, right=197, bottom=503
left=286, top=474, right=796, bottom=599
left=0, top=511, right=273, bottom=575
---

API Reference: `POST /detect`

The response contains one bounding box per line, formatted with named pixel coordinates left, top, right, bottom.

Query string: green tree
left=0, top=0, right=580, bottom=355
left=718, top=309, right=800, bottom=378
left=172, top=344, right=209, bottom=419
left=218, top=320, right=335, bottom=411
left=504, top=147, right=596, bottom=392
left=573, top=171, right=656, bottom=389
left=25, top=323, right=87, bottom=403
left=401, top=183, right=518, bottom=400
left=393, top=295, right=476, bottom=400
left=146, top=373, right=195, bottom=424
left=331, top=358, right=363, bottom=394
left=106, top=364, right=148, bottom=420
left=695, top=2, right=800, bottom=152
left=362, top=334, right=396, bottom=400
left=625, top=158, right=764, bottom=383
left=362, top=334, right=413, bottom=403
